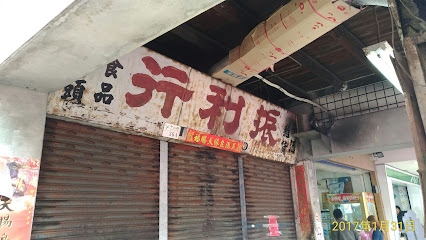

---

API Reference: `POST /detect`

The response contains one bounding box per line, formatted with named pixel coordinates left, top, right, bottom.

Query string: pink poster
left=0, top=157, right=40, bottom=240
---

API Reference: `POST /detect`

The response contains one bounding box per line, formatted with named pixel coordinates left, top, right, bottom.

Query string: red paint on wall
left=125, top=73, right=157, bottom=107
left=126, top=57, right=193, bottom=118
left=199, top=85, right=245, bottom=134
left=199, top=85, right=227, bottom=130
left=249, top=105, right=280, bottom=146
left=142, top=56, right=162, bottom=75
left=223, top=95, right=245, bottom=135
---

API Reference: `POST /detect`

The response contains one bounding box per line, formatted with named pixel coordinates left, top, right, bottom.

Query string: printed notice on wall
left=0, top=157, right=40, bottom=240
left=162, top=123, right=181, bottom=139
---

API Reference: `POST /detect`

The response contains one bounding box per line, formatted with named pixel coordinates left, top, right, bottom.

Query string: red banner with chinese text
left=185, top=129, right=243, bottom=153
left=0, top=157, right=40, bottom=240
left=295, top=165, right=311, bottom=231
left=268, top=215, right=280, bottom=237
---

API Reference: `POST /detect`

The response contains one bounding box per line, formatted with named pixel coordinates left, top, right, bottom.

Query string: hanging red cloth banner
left=295, top=165, right=311, bottom=231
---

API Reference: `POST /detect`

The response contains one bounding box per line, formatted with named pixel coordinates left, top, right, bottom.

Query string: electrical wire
left=255, top=74, right=335, bottom=134
left=256, top=75, right=328, bottom=112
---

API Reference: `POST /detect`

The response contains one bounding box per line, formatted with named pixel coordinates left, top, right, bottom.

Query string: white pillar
left=159, top=141, right=168, bottom=240
left=0, top=84, right=47, bottom=159
left=375, top=164, right=399, bottom=240
left=304, top=161, right=325, bottom=240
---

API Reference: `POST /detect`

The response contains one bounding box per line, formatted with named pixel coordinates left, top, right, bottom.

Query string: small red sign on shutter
left=268, top=215, right=280, bottom=237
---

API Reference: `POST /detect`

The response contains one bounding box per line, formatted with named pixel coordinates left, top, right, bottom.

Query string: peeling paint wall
left=47, top=47, right=298, bottom=163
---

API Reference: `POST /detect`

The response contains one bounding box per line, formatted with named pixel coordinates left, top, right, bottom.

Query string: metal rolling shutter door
left=168, top=143, right=242, bottom=240
left=243, top=156, right=297, bottom=239
left=31, top=118, right=160, bottom=239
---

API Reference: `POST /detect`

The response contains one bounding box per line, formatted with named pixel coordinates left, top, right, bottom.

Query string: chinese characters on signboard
left=0, top=157, right=40, bottom=240
left=295, top=165, right=311, bottom=231
left=267, top=215, right=281, bottom=237
left=47, top=47, right=298, bottom=163
left=185, top=129, right=243, bottom=153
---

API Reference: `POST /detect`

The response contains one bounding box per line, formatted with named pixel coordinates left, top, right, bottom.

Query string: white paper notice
left=162, top=123, right=181, bottom=139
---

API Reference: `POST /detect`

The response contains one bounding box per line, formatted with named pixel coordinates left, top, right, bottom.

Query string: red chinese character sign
left=0, top=157, right=40, bottom=240
left=268, top=215, right=281, bottom=237
left=126, top=56, right=193, bottom=118
left=198, top=85, right=245, bottom=135
left=295, top=165, right=311, bottom=231
left=249, top=105, right=280, bottom=146
left=185, top=129, right=243, bottom=153
left=47, top=47, right=298, bottom=163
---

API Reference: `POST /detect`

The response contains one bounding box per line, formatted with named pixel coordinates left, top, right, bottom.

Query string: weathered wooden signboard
left=47, top=47, right=298, bottom=163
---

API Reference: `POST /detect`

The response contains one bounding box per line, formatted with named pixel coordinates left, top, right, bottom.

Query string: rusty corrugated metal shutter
left=243, top=156, right=297, bottom=239
left=32, top=118, right=159, bottom=239
left=168, top=143, right=242, bottom=240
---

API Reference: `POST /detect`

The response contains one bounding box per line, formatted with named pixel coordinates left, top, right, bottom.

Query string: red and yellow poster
left=185, top=129, right=243, bottom=153
left=0, top=157, right=40, bottom=240
left=295, top=165, right=311, bottom=231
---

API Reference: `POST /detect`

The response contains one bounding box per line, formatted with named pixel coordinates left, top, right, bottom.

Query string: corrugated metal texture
left=168, top=143, right=242, bottom=240
left=243, top=156, right=297, bottom=239
left=32, top=118, right=160, bottom=239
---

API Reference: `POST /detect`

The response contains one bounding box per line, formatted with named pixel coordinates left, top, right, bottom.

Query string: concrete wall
left=0, top=84, right=47, bottom=159
left=312, top=107, right=413, bottom=160
left=329, top=154, right=376, bottom=172
left=374, top=147, right=417, bottom=165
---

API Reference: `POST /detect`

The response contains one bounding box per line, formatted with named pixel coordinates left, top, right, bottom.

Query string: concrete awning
left=0, top=0, right=223, bottom=93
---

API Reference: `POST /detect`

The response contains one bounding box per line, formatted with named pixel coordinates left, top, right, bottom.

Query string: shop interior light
left=363, top=41, right=403, bottom=94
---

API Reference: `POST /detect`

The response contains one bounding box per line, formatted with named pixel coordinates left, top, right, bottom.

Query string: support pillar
left=370, top=171, right=390, bottom=240
left=0, top=84, right=47, bottom=159
left=159, top=141, right=168, bottom=240
left=238, top=157, right=248, bottom=240
left=388, top=0, right=426, bottom=230
left=375, top=164, right=399, bottom=240
left=291, top=161, right=324, bottom=240
left=0, top=83, right=47, bottom=238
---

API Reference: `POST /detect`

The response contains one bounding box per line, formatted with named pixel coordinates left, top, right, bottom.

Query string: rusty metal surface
left=168, top=143, right=242, bottom=240
left=31, top=118, right=160, bottom=239
left=243, top=156, right=297, bottom=239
